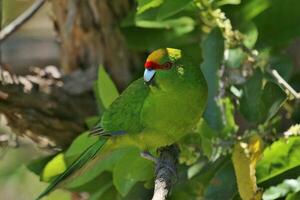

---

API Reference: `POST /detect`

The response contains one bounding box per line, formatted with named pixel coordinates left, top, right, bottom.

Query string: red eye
left=162, top=62, right=173, bottom=69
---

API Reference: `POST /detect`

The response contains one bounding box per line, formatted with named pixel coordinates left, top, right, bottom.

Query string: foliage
left=21, top=0, right=300, bottom=199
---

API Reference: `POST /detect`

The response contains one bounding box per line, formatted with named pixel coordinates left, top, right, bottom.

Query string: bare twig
left=152, top=145, right=179, bottom=200
left=0, top=0, right=46, bottom=43
left=239, top=44, right=300, bottom=101
left=270, top=69, right=300, bottom=99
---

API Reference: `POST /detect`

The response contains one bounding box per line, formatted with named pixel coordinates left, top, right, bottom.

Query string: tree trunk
left=51, top=0, right=137, bottom=89
left=0, top=0, right=138, bottom=150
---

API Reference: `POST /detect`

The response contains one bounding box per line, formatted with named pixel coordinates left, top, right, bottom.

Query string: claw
left=140, top=151, right=158, bottom=163
left=89, top=127, right=126, bottom=137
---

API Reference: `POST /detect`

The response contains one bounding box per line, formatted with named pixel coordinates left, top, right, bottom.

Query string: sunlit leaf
left=220, top=97, right=238, bottom=137
left=263, top=176, right=300, bottom=200
left=42, top=153, right=67, bottom=182
left=286, top=191, right=300, bottom=200
left=232, top=135, right=264, bottom=200
left=196, top=119, right=215, bottom=159
left=27, top=155, right=56, bottom=176
left=137, top=0, right=164, bottom=14
left=215, top=0, right=241, bottom=7
left=257, top=137, right=300, bottom=185
left=96, top=66, right=119, bottom=109
left=240, top=21, right=258, bottom=48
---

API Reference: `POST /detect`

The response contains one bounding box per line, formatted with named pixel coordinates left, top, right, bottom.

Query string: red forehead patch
left=144, top=61, right=161, bottom=70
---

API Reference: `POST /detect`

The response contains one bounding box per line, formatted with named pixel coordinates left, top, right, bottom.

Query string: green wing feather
left=100, top=78, right=149, bottom=134
left=37, top=78, right=148, bottom=199
left=36, top=138, right=107, bottom=200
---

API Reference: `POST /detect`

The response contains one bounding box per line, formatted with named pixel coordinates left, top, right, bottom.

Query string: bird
left=36, top=48, right=207, bottom=199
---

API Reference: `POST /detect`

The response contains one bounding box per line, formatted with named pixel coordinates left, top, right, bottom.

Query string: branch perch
left=0, top=0, right=46, bottom=43
left=152, top=145, right=179, bottom=200
left=269, top=69, right=300, bottom=99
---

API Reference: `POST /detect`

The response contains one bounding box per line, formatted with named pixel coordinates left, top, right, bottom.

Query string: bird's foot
left=140, top=151, right=158, bottom=163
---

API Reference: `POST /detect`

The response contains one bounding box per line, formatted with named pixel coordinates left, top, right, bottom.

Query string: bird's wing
left=98, top=78, right=149, bottom=134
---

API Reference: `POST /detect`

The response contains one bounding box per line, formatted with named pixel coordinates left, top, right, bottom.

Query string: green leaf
left=96, top=66, right=119, bottom=109
left=270, top=56, right=294, bottom=81
left=204, top=160, right=237, bottom=200
left=240, top=21, right=258, bottom=49
left=257, top=137, right=300, bottom=184
left=196, top=119, right=215, bottom=159
left=262, top=176, right=300, bottom=200
left=41, top=153, right=67, bottom=182
left=137, top=0, right=164, bottom=14
left=240, top=69, right=263, bottom=122
left=287, top=191, right=300, bottom=200
left=225, top=48, right=247, bottom=68
left=171, top=157, right=228, bottom=199
left=89, top=181, right=113, bottom=200
left=137, top=17, right=194, bottom=32
left=254, top=0, right=300, bottom=48
left=65, top=132, right=97, bottom=159
left=67, top=147, right=131, bottom=189
left=157, top=0, right=193, bottom=20
left=200, top=28, right=225, bottom=131
left=215, top=0, right=241, bottom=7
left=227, top=0, right=271, bottom=22
left=260, top=82, right=287, bottom=121
left=113, top=147, right=154, bottom=196
left=85, top=116, right=100, bottom=129
left=70, top=171, right=113, bottom=194
left=240, top=69, right=286, bottom=123
left=91, top=186, right=119, bottom=200
left=220, top=97, right=238, bottom=137
left=122, top=26, right=199, bottom=50
left=27, top=155, right=56, bottom=176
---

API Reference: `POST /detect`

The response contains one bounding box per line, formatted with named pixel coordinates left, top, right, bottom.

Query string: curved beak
left=144, top=69, right=156, bottom=83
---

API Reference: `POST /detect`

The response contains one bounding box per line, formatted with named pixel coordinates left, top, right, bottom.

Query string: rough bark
left=0, top=67, right=96, bottom=149
left=51, top=0, right=138, bottom=89
left=0, top=0, right=139, bottom=149
left=152, top=145, right=179, bottom=200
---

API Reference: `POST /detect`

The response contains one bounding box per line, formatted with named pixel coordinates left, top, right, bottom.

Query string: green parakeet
left=36, top=48, right=207, bottom=199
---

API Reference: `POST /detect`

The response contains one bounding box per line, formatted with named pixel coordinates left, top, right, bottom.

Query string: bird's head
left=144, top=48, right=182, bottom=83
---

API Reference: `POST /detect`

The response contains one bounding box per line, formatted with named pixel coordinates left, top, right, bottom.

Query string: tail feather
left=36, top=138, right=108, bottom=200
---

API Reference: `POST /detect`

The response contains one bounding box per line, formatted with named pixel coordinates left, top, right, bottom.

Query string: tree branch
left=269, top=69, right=300, bottom=100
left=0, top=0, right=46, bottom=43
left=0, top=66, right=97, bottom=149
left=152, top=145, right=179, bottom=200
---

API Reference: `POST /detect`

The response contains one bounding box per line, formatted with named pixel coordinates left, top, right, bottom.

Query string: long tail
left=36, top=138, right=108, bottom=200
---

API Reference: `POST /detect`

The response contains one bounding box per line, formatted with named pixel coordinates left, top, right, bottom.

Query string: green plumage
left=36, top=138, right=107, bottom=200
left=36, top=48, right=207, bottom=199
left=100, top=78, right=149, bottom=134
left=100, top=51, right=207, bottom=148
